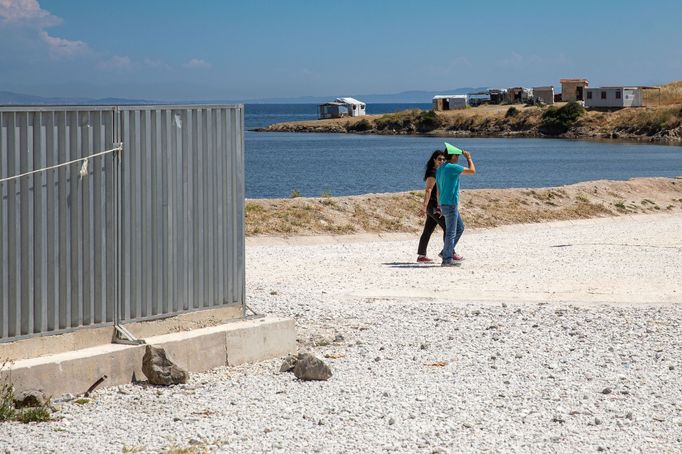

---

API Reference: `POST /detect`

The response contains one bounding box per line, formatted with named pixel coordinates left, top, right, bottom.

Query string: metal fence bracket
left=112, top=325, right=146, bottom=345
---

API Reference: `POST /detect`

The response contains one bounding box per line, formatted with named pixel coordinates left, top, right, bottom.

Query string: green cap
left=444, top=142, right=463, bottom=155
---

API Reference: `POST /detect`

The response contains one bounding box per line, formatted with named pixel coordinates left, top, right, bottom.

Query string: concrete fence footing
left=2, top=316, right=296, bottom=397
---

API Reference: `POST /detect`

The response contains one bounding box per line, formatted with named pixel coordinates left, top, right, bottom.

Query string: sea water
left=244, top=104, right=682, bottom=198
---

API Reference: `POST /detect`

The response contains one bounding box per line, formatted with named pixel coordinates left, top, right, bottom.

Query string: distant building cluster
left=431, top=78, right=655, bottom=111
left=318, top=78, right=658, bottom=119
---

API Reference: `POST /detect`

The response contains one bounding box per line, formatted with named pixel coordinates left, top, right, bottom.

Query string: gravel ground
left=2, top=214, right=682, bottom=454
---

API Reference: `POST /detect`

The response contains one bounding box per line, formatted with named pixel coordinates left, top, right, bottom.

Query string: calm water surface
left=244, top=104, right=682, bottom=199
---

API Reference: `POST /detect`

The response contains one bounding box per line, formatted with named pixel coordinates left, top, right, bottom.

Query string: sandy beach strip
left=3, top=213, right=682, bottom=453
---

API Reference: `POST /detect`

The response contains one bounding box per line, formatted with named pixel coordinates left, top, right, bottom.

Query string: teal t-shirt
left=436, top=163, right=465, bottom=205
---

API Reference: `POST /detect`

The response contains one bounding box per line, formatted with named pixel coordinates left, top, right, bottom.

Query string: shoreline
left=251, top=127, right=682, bottom=147
left=254, top=103, right=682, bottom=145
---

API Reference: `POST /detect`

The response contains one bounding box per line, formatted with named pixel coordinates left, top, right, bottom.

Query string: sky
left=1, top=0, right=681, bottom=101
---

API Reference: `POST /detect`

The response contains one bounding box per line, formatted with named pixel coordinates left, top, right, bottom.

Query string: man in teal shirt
left=435, top=142, right=477, bottom=266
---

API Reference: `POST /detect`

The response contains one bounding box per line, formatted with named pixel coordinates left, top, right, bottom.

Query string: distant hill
left=0, top=91, right=155, bottom=106
left=1, top=88, right=488, bottom=106
left=241, top=88, right=487, bottom=104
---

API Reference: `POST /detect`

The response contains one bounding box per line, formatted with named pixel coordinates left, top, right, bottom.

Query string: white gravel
left=2, top=213, right=682, bottom=454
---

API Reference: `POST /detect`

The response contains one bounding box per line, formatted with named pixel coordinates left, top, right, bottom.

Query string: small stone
left=388, top=417, right=395, bottom=426
left=625, top=412, right=633, bottom=420
left=382, top=391, right=390, bottom=397
left=601, top=388, right=612, bottom=395
left=173, top=417, right=181, bottom=422
left=334, top=334, right=344, bottom=342
left=318, top=420, right=325, bottom=425
left=669, top=365, right=675, bottom=370
left=188, top=439, right=201, bottom=445
left=264, top=428, right=272, bottom=433
left=420, top=343, right=428, bottom=350
left=416, top=395, right=426, bottom=402
left=374, top=357, right=381, bottom=362
left=594, top=417, right=602, bottom=425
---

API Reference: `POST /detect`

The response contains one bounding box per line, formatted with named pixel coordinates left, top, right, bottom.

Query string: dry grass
left=644, top=80, right=682, bottom=106
left=245, top=178, right=682, bottom=237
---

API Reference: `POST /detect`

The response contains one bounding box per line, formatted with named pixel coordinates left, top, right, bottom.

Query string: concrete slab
left=2, top=316, right=296, bottom=397
left=0, top=305, right=244, bottom=362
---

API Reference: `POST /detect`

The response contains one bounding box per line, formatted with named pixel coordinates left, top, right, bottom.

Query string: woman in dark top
left=417, top=150, right=447, bottom=263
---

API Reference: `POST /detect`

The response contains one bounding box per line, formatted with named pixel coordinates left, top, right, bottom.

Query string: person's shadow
left=382, top=262, right=440, bottom=269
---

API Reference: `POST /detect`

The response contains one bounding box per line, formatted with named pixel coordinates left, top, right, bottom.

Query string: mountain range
left=0, top=88, right=486, bottom=106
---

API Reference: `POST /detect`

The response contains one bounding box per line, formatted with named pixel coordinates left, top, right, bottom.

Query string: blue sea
left=244, top=104, right=682, bottom=199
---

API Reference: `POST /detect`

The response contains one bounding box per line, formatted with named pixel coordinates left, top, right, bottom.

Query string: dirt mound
left=245, top=177, right=682, bottom=236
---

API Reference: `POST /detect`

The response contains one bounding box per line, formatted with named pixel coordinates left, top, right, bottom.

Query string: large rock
left=141, top=345, right=189, bottom=386
left=293, top=353, right=332, bottom=381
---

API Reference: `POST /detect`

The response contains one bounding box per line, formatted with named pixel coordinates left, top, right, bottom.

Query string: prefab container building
left=585, top=87, right=644, bottom=108
left=504, top=87, right=532, bottom=104
left=433, top=95, right=468, bottom=110
left=0, top=105, right=245, bottom=342
left=560, top=78, right=589, bottom=102
left=532, top=86, right=555, bottom=105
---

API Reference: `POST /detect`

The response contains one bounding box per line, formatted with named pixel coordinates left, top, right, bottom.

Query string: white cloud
left=0, top=0, right=58, bottom=25
left=97, top=55, right=132, bottom=71
left=40, top=30, right=89, bottom=59
left=183, top=58, right=211, bottom=69
left=1, top=0, right=90, bottom=60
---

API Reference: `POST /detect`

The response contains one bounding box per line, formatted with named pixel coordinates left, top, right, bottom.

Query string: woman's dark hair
left=424, top=150, right=445, bottom=181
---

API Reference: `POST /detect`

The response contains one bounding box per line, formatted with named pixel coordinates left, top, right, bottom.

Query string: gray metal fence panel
left=117, top=105, right=244, bottom=324
left=0, top=107, right=117, bottom=340
left=0, top=105, right=245, bottom=341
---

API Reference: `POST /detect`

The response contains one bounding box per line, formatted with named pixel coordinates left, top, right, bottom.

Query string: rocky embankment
left=256, top=103, right=682, bottom=144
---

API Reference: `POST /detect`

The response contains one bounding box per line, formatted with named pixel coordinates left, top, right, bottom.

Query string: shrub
left=540, top=101, right=585, bottom=135
left=505, top=106, right=519, bottom=118
left=415, top=110, right=441, bottom=132
left=289, top=189, right=301, bottom=198
left=0, top=382, right=14, bottom=422
left=15, top=407, right=51, bottom=423
left=347, top=118, right=372, bottom=132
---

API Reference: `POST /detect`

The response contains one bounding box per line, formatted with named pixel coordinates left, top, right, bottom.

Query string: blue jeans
left=440, top=204, right=464, bottom=262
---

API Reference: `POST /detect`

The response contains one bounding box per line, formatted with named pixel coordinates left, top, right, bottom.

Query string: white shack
left=319, top=97, right=366, bottom=119
left=433, top=95, right=468, bottom=111
left=585, top=87, right=643, bottom=108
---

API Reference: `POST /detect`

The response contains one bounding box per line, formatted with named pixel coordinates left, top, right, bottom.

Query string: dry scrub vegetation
left=245, top=177, right=682, bottom=237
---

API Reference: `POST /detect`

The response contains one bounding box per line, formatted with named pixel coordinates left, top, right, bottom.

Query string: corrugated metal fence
left=0, top=105, right=245, bottom=342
